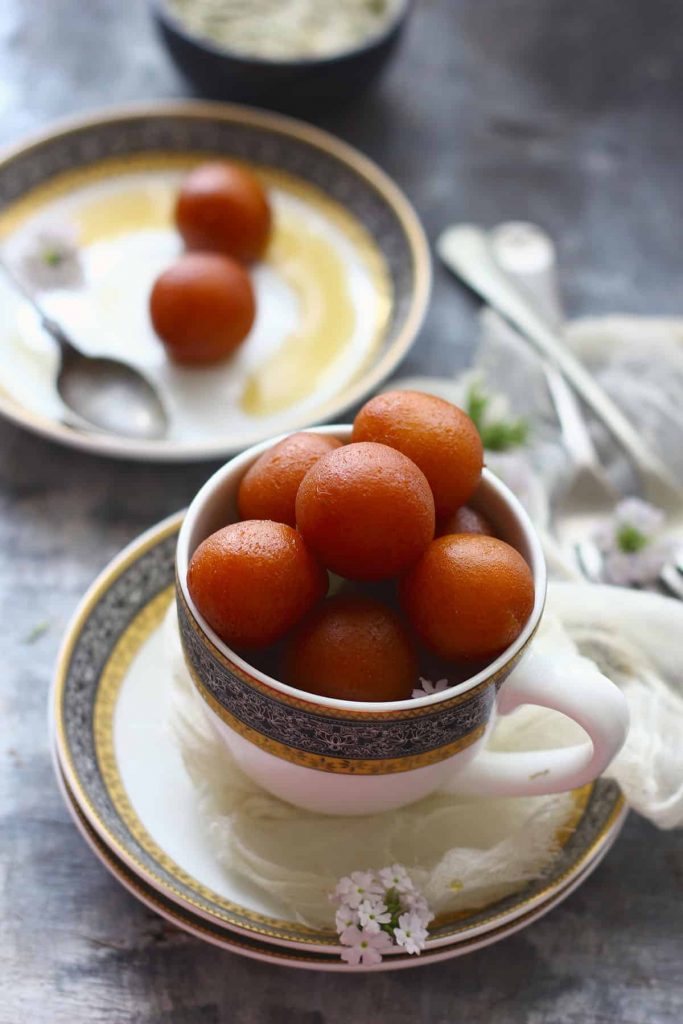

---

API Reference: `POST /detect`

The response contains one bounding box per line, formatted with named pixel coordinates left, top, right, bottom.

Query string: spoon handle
left=488, top=222, right=602, bottom=471
left=438, top=224, right=682, bottom=504
left=0, top=252, right=45, bottom=313
left=0, top=252, right=79, bottom=358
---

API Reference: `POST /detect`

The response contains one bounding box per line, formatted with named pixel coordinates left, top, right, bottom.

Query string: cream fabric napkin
left=389, top=311, right=683, bottom=536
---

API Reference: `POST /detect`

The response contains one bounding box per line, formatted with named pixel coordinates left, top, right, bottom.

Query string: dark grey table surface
left=1, top=1, right=681, bottom=1022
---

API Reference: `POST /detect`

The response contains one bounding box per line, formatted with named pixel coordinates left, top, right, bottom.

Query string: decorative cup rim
left=176, top=425, right=547, bottom=715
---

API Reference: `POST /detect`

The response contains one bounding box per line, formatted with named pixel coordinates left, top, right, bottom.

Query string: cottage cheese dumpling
left=352, top=390, right=484, bottom=517
left=437, top=505, right=494, bottom=538
left=283, top=594, right=416, bottom=702
left=295, top=442, right=435, bottom=581
left=188, top=520, right=327, bottom=649
left=176, top=160, right=271, bottom=264
left=400, top=534, right=534, bottom=661
left=237, top=432, right=343, bottom=527
left=150, top=252, right=255, bottom=363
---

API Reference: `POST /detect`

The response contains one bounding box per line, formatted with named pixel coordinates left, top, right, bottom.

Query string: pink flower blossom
left=412, top=677, right=450, bottom=699
left=394, top=911, right=429, bottom=955
left=335, top=904, right=357, bottom=933
left=357, top=899, right=391, bottom=933
left=333, top=870, right=384, bottom=909
left=339, top=926, right=393, bottom=966
left=378, top=864, right=415, bottom=895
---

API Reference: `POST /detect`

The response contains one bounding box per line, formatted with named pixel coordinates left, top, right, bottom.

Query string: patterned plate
left=56, top=753, right=626, bottom=974
left=54, top=753, right=625, bottom=972
left=51, top=513, right=627, bottom=957
left=0, top=101, right=430, bottom=461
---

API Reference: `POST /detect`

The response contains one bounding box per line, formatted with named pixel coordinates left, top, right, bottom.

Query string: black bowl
left=150, top=0, right=412, bottom=112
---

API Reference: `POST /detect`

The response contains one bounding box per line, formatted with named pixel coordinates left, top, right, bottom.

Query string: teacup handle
left=453, top=650, right=630, bottom=797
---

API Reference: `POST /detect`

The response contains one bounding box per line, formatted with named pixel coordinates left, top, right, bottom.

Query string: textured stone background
left=1, top=1, right=682, bottom=1021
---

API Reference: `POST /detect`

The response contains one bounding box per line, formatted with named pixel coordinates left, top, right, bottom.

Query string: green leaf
left=24, top=621, right=50, bottom=644
left=465, top=382, right=489, bottom=433
left=480, top=418, right=529, bottom=452
left=465, top=381, right=529, bottom=451
left=384, top=887, right=401, bottom=915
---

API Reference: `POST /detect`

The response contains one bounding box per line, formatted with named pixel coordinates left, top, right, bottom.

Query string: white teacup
left=176, top=425, right=629, bottom=815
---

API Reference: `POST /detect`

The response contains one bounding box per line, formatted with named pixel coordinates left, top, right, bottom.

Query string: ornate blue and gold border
left=52, top=514, right=626, bottom=948
left=177, top=587, right=494, bottom=773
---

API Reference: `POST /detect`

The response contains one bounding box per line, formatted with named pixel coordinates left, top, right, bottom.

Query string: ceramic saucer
left=51, top=513, right=628, bottom=969
left=54, top=753, right=625, bottom=972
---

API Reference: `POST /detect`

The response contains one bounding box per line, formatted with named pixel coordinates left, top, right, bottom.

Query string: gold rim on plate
left=52, top=513, right=627, bottom=950
left=55, top=752, right=627, bottom=971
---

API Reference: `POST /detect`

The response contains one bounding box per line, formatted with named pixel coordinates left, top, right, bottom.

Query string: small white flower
left=339, top=925, right=393, bottom=966
left=332, top=864, right=434, bottom=961
left=357, top=899, right=391, bottom=933
left=16, top=219, right=84, bottom=291
left=335, top=904, right=357, bottom=933
left=403, top=891, right=435, bottom=926
left=602, top=542, right=677, bottom=586
left=595, top=498, right=676, bottom=586
left=334, top=870, right=383, bottom=909
left=412, top=677, right=449, bottom=699
left=614, top=497, right=665, bottom=536
left=595, top=497, right=665, bottom=551
left=379, top=864, right=415, bottom=895
left=486, top=451, right=536, bottom=510
left=394, top=911, right=429, bottom=955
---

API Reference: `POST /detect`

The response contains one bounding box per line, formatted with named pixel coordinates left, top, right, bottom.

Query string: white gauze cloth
left=166, top=575, right=683, bottom=929
left=389, top=313, right=683, bottom=538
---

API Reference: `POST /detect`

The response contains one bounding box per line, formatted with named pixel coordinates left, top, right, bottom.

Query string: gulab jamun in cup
left=176, top=425, right=629, bottom=816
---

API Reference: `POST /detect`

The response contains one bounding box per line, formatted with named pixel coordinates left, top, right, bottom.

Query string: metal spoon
left=445, top=222, right=683, bottom=598
left=1, top=256, right=168, bottom=441
left=437, top=224, right=683, bottom=513
left=487, top=223, right=621, bottom=553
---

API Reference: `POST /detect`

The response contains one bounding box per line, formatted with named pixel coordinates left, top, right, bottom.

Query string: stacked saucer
left=51, top=513, right=626, bottom=972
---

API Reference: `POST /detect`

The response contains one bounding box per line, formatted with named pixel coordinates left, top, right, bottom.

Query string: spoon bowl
left=0, top=256, right=169, bottom=442
left=57, top=349, right=168, bottom=441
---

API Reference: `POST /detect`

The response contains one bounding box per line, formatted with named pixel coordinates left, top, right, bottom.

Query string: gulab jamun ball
left=176, top=160, right=271, bottom=264
left=150, top=252, right=255, bottom=364
left=187, top=520, right=327, bottom=650
left=352, top=390, right=484, bottom=517
left=437, top=505, right=495, bottom=538
left=282, top=594, right=417, bottom=702
left=237, top=432, right=343, bottom=527
left=400, top=534, right=534, bottom=661
left=295, top=442, right=435, bottom=581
